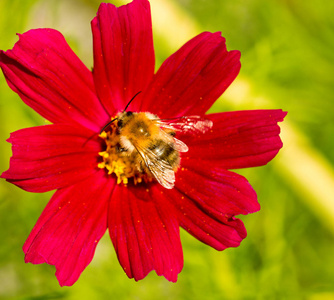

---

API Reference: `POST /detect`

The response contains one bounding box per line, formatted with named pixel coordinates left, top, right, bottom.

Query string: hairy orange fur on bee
left=115, top=111, right=188, bottom=189
left=100, top=109, right=213, bottom=189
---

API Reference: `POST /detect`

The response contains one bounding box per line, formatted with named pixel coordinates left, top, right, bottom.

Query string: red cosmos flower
left=0, top=0, right=286, bottom=287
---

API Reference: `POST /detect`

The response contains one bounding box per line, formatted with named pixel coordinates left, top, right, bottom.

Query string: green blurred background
left=1, top=0, right=334, bottom=299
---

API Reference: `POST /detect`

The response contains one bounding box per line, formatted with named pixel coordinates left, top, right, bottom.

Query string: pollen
left=98, top=120, right=153, bottom=186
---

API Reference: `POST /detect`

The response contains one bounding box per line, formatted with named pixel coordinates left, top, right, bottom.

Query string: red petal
left=175, top=163, right=260, bottom=217
left=91, top=0, right=155, bottom=114
left=162, top=188, right=247, bottom=251
left=1, top=124, right=101, bottom=192
left=23, top=172, right=113, bottom=287
left=140, top=32, right=240, bottom=118
left=183, top=109, right=287, bottom=169
left=0, top=29, right=108, bottom=132
left=108, top=184, right=183, bottom=282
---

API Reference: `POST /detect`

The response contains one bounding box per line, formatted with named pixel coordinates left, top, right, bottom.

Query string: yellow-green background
left=1, top=0, right=333, bottom=299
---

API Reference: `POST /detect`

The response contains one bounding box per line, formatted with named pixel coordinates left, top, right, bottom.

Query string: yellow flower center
left=97, top=120, right=154, bottom=186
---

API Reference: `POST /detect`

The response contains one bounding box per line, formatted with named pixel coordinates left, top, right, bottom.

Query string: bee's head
left=117, top=111, right=133, bottom=129
left=100, top=92, right=141, bottom=134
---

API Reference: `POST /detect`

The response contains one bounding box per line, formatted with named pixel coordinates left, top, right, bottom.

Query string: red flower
left=0, top=0, right=286, bottom=286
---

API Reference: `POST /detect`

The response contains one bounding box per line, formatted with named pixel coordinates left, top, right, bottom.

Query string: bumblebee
left=110, top=111, right=212, bottom=189
left=99, top=93, right=213, bottom=189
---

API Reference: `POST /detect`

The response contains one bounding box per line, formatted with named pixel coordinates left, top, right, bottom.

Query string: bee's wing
left=173, top=138, right=189, bottom=152
left=157, top=116, right=213, bottom=135
left=158, top=129, right=189, bottom=153
left=134, top=144, right=175, bottom=189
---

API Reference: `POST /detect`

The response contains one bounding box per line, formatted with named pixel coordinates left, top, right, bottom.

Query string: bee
left=101, top=93, right=213, bottom=189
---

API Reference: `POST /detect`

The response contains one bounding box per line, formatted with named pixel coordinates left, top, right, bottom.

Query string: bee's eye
left=126, top=111, right=133, bottom=116
left=117, top=119, right=123, bottom=128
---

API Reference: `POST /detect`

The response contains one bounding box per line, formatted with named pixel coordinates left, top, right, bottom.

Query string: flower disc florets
left=98, top=119, right=153, bottom=186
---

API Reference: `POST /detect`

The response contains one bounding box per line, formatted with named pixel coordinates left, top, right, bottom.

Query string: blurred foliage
left=1, top=0, right=334, bottom=299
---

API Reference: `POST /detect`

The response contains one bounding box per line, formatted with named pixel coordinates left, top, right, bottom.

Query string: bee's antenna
left=123, top=91, right=142, bottom=112
left=99, top=92, right=142, bottom=134
left=100, top=117, right=117, bottom=134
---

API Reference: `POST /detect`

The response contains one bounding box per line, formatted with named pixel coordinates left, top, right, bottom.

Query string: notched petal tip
left=164, top=188, right=248, bottom=251
left=186, top=109, right=287, bottom=169
left=141, top=30, right=242, bottom=117
left=280, top=110, right=288, bottom=120
left=2, top=124, right=101, bottom=193
left=109, top=185, right=183, bottom=283
left=22, top=173, right=112, bottom=287
left=0, top=28, right=108, bottom=131
left=92, top=0, right=155, bottom=113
